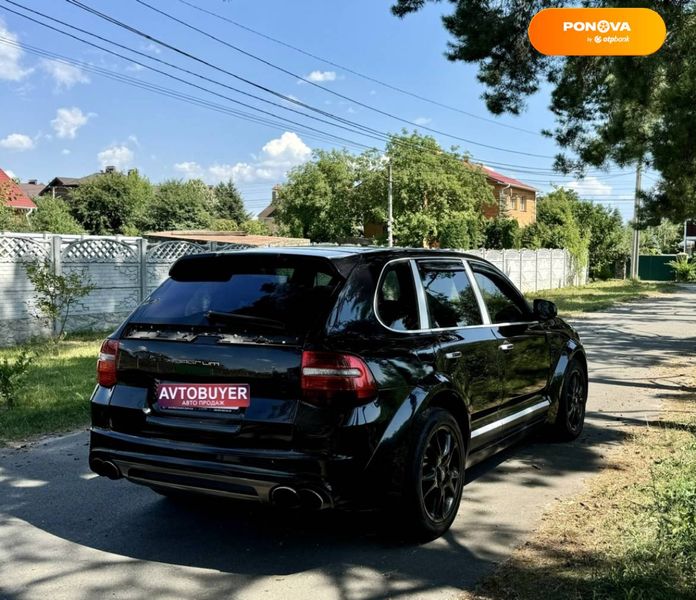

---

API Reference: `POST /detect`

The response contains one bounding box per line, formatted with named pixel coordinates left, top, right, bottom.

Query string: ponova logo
left=529, top=8, right=666, bottom=56
left=562, top=20, right=631, bottom=33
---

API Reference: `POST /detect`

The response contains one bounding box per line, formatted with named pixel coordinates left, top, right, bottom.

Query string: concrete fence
left=0, top=233, right=586, bottom=346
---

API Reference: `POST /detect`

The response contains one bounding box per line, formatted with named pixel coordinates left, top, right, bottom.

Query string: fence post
left=550, top=250, right=555, bottom=289
left=562, top=250, right=567, bottom=287
left=519, top=250, right=523, bottom=291
left=502, top=249, right=506, bottom=277
left=535, top=250, right=539, bottom=292
left=138, top=238, right=148, bottom=301
left=51, top=235, right=62, bottom=336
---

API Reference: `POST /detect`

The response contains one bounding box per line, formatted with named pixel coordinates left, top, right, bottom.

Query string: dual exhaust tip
left=270, top=485, right=328, bottom=510
left=90, top=458, right=122, bottom=480
left=91, top=460, right=328, bottom=510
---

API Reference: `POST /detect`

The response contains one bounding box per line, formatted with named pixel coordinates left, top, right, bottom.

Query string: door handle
left=499, top=343, right=514, bottom=351
left=444, top=351, right=462, bottom=359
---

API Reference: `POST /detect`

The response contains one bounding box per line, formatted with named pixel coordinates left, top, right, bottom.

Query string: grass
left=467, top=397, right=696, bottom=600
left=530, top=279, right=675, bottom=314
left=0, top=332, right=107, bottom=445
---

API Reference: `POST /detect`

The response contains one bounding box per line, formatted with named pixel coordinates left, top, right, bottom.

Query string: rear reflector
left=97, top=339, right=119, bottom=387
left=301, top=351, right=377, bottom=406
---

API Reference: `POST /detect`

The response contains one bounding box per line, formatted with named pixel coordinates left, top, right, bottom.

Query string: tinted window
left=376, top=261, right=419, bottom=331
left=132, top=257, right=340, bottom=334
left=471, top=266, right=530, bottom=324
left=417, top=261, right=482, bottom=328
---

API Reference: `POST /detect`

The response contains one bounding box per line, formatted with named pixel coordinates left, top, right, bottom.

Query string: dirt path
left=1, top=288, right=694, bottom=600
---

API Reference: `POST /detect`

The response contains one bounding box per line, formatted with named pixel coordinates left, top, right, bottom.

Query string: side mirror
left=533, top=299, right=558, bottom=321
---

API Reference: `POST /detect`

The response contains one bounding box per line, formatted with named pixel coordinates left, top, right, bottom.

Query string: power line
left=0, top=2, right=589, bottom=179
left=0, top=1, right=387, bottom=150
left=64, top=0, right=556, bottom=159
left=0, top=2, right=622, bottom=181
left=173, top=0, right=542, bottom=137
left=0, top=37, right=372, bottom=153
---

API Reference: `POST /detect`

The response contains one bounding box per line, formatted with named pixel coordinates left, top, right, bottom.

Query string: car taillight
left=301, top=351, right=377, bottom=406
left=97, top=339, right=119, bottom=387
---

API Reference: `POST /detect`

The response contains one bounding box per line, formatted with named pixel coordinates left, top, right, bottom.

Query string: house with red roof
left=481, top=165, right=537, bottom=226
left=0, top=168, right=37, bottom=213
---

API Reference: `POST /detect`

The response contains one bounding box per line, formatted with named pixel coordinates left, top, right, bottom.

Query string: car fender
left=362, top=380, right=470, bottom=497
left=546, top=339, right=586, bottom=424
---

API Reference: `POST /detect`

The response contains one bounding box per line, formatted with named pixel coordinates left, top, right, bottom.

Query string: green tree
left=213, top=180, right=249, bottom=224
left=640, top=219, right=682, bottom=255
left=29, top=197, right=85, bottom=234
left=384, top=131, right=492, bottom=247
left=520, top=189, right=588, bottom=265
left=68, top=170, right=153, bottom=234
left=484, top=216, right=520, bottom=249
left=239, top=219, right=271, bottom=235
left=275, top=149, right=361, bottom=242
left=571, top=199, right=627, bottom=279
left=391, top=1, right=696, bottom=223
left=146, top=179, right=215, bottom=231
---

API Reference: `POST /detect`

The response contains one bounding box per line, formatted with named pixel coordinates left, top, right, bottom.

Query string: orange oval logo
left=528, top=8, right=666, bottom=56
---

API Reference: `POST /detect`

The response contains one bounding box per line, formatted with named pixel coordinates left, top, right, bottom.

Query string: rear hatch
left=110, top=252, right=345, bottom=449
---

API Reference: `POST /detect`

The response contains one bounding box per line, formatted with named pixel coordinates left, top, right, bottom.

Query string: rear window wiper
left=205, top=311, right=286, bottom=331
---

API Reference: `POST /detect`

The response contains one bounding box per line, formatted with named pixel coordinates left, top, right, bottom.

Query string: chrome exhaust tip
left=270, top=485, right=300, bottom=508
left=298, top=488, right=326, bottom=510
left=90, top=458, right=122, bottom=480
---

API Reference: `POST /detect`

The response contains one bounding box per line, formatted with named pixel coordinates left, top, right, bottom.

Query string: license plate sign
left=156, top=383, right=250, bottom=411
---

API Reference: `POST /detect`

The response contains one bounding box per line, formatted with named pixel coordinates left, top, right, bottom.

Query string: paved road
left=2, top=288, right=696, bottom=600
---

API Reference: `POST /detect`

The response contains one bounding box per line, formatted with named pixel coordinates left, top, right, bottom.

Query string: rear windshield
left=130, top=255, right=342, bottom=335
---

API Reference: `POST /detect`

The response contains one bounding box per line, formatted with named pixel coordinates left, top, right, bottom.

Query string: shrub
left=0, top=348, right=34, bottom=409
left=24, top=260, right=95, bottom=342
left=667, top=254, right=696, bottom=282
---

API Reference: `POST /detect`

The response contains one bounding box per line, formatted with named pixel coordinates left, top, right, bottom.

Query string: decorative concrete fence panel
left=61, top=238, right=142, bottom=333
left=0, top=233, right=587, bottom=346
left=467, top=248, right=585, bottom=293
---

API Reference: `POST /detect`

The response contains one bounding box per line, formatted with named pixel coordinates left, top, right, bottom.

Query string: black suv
left=89, top=247, right=587, bottom=540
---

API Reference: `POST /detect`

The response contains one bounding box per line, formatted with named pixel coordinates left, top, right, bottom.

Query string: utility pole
left=630, top=162, right=643, bottom=279
left=387, top=161, right=393, bottom=248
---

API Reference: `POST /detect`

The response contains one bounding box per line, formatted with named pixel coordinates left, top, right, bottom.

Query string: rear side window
left=417, top=261, right=482, bottom=328
left=376, top=261, right=419, bottom=331
left=132, top=256, right=341, bottom=335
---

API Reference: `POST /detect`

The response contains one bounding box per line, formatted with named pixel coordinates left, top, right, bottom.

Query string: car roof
left=209, top=245, right=487, bottom=261
left=171, top=246, right=496, bottom=280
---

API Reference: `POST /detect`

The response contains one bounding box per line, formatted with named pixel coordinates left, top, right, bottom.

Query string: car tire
left=551, top=359, right=588, bottom=441
left=398, top=407, right=466, bottom=542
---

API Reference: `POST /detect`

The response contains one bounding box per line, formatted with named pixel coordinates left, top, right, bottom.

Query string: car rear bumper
left=89, top=427, right=361, bottom=508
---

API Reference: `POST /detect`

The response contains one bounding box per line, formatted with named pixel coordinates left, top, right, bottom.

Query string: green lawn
left=0, top=333, right=106, bottom=444
left=529, top=279, right=675, bottom=315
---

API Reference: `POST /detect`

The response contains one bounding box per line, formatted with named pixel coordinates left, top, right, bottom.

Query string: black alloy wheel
left=420, top=425, right=462, bottom=523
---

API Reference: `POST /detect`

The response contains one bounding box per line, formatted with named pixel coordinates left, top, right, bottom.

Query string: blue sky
left=0, top=0, right=650, bottom=219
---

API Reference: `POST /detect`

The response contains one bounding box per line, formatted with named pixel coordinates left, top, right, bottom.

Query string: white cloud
left=0, top=133, right=34, bottom=151
left=4, top=169, right=16, bottom=180
left=413, top=116, right=432, bottom=126
left=0, top=18, right=33, bottom=81
left=369, top=89, right=377, bottom=96
left=567, top=176, right=614, bottom=198
left=126, top=62, right=145, bottom=73
left=97, top=145, right=133, bottom=169
left=51, top=107, right=93, bottom=139
left=175, top=132, right=312, bottom=185
left=142, top=42, right=161, bottom=55
left=61, top=149, right=71, bottom=155
left=174, top=161, right=203, bottom=178
left=40, top=59, right=90, bottom=89
left=300, top=70, right=337, bottom=83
